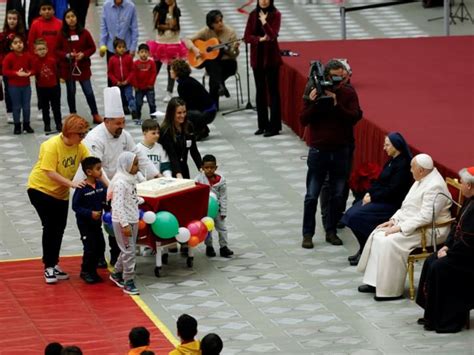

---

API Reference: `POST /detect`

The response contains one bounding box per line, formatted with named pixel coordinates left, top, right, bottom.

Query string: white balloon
left=176, top=227, right=191, bottom=243
left=143, top=211, right=157, bottom=224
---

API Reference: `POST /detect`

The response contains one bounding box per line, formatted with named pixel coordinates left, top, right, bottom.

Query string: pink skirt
left=147, top=40, right=188, bottom=63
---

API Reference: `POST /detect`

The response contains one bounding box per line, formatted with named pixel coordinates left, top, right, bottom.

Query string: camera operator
left=300, top=60, right=362, bottom=249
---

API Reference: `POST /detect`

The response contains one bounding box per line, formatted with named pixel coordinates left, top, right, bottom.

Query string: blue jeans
left=9, top=85, right=31, bottom=124
left=302, top=146, right=351, bottom=237
left=66, top=79, right=98, bottom=115
left=120, top=84, right=136, bottom=112
left=135, top=88, right=156, bottom=118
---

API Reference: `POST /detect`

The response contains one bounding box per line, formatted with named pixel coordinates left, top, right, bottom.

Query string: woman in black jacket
left=342, top=132, right=413, bottom=265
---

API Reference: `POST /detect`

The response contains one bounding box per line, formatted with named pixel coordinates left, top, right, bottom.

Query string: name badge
left=70, top=35, right=79, bottom=41
left=186, top=140, right=192, bottom=148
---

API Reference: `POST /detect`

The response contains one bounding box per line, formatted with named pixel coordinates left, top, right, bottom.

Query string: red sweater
left=32, top=55, right=58, bottom=88
left=108, top=53, right=134, bottom=86
left=132, top=58, right=157, bottom=90
left=56, top=29, right=96, bottom=81
left=2, top=51, right=34, bottom=86
left=27, top=16, right=62, bottom=54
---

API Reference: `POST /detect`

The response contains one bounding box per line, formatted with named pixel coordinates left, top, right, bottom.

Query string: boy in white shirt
left=136, top=119, right=172, bottom=178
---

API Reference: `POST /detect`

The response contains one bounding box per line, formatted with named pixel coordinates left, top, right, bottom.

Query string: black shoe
left=423, top=324, right=435, bottom=331
left=254, top=129, right=265, bottom=135
left=417, top=318, right=427, bottom=325
left=348, top=250, right=361, bottom=262
left=302, top=236, right=314, bottom=249
left=131, top=111, right=139, bottom=120
left=325, top=232, right=343, bottom=245
left=55, top=123, right=62, bottom=132
left=91, top=272, right=103, bottom=283
left=349, top=253, right=361, bottom=266
left=123, top=107, right=131, bottom=115
left=80, top=272, right=96, bottom=284
left=97, top=258, right=108, bottom=269
left=358, top=284, right=376, bottom=293
left=374, top=295, right=403, bottom=301
left=13, top=123, right=21, bottom=135
left=220, top=246, right=234, bottom=258
left=23, top=123, right=34, bottom=133
left=218, top=84, right=230, bottom=98
left=44, top=124, right=51, bottom=133
left=263, top=130, right=279, bottom=137
left=206, top=246, right=216, bottom=257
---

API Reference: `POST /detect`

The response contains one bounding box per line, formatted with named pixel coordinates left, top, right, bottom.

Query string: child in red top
left=56, top=8, right=102, bottom=124
left=0, top=9, right=26, bottom=123
left=132, top=43, right=157, bottom=121
left=107, top=38, right=137, bottom=119
left=32, top=38, right=62, bottom=133
left=2, top=35, right=34, bottom=134
left=27, top=1, right=62, bottom=54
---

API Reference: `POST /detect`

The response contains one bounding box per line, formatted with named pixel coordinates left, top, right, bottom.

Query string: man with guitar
left=185, top=10, right=240, bottom=109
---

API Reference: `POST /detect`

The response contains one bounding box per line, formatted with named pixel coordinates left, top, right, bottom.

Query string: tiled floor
left=0, top=1, right=473, bottom=354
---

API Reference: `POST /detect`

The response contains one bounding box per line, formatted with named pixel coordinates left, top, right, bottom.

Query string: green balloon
left=151, top=211, right=179, bottom=239
left=208, top=196, right=219, bottom=219
left=103, top=223, right=114, bottom=237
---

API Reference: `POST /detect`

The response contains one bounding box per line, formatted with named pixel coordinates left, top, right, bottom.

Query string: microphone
left=430, top=192, right=460, bottom=251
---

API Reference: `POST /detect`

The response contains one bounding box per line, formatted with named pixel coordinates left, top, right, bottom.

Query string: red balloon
left=196, top=221, right=208, bottom=242
left=188, top=236, right=200, bottom=247
left=138, top=219, right=147, bottom=231
left=187, top=220, right=201, bottom=236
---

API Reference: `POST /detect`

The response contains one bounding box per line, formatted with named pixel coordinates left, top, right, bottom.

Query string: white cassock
left=357, top=168, right=452, bottom=297
left=75, top=123, right=158, bottom=183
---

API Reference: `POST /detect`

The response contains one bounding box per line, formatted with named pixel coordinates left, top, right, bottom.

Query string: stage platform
left=279, top=36, right=474, bottom=177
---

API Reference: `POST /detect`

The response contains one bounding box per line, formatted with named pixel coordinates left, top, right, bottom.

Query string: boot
left=23, top=123, right=34, bottom=134
left=13, top=123, right=21, bottom=135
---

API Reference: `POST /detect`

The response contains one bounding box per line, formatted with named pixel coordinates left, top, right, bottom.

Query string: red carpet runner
left=0, top=257, right=175, bottom=354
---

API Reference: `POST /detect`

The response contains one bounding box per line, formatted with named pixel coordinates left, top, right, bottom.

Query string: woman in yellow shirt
left=27, top=114, right=90, bottom=284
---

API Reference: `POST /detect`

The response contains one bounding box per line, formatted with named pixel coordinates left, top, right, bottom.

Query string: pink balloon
left=187, top=220, right=201, bottom=236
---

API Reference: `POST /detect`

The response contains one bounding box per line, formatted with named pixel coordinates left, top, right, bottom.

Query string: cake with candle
left=137, top=177, right=195, bottom=198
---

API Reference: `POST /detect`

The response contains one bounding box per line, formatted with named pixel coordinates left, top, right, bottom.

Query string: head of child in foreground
left=137, top=43, right=150, bottom=61
left=34, top=38, right=48, bottom=58
left=129, top=326, right=150, bottom=348
left=114, top=38, right=127, bottom=56
left=201, top=155, right=218, bottom=179
left=39, top=1, right=55, bottom=20
left=10, top=35, right=24, bottom=53
left=177, top=314, right=198, bottom=342
left=201, top=333, right=223, bottom=355
left=117, top=151, right=139, bottom=176
left=81, top=156, right=102, bottom=180
left=141, top=119, right=160, bottom=146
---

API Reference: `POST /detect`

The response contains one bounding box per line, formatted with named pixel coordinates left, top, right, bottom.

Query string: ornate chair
left=407, top=178, right=463, bottom=300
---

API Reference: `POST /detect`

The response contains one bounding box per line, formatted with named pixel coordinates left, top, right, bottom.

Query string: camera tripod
left=428, top=0, right=473, bottom=24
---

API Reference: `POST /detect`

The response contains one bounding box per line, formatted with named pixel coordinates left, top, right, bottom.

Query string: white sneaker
left=53, top=265, right=69, bottom=280
left=150, top=110, right=165, bottom=118
left=162, top=92, right=172, bottom=103
left=44, top=267, right=58, bottom=284
left=6, top=113, right=13, bottom=124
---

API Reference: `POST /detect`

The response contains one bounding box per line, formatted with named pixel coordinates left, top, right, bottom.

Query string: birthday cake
left=137, top=177, right=195, bottom=198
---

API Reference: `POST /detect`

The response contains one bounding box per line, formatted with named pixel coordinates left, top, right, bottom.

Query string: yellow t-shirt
left=27, top=135, right=89, bottom=200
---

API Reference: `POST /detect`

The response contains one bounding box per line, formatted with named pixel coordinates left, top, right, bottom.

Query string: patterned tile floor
left=0, top=1, right=473, bottom=353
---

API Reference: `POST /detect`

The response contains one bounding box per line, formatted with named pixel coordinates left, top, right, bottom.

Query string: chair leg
left=234, top=74, right=240, bottom=109
left=237, top=73, right=244, bottom=104
left=408, top=259, right=415, bottom=300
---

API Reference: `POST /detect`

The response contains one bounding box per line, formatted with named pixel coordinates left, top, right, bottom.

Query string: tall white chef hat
left=414, top=153, right=434, bottom=170
left=104, top=87, right=124, bottom=118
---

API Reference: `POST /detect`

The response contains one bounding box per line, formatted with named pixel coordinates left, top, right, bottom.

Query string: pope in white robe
left=357, top=154, right=452, bottom=299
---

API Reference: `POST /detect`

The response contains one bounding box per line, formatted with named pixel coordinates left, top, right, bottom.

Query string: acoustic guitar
left=188, top=37, right=241, bottom=68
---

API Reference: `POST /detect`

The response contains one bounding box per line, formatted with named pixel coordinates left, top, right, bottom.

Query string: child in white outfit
left=195, top=154, right=233, bottom=258
left=109, top=151, right=143, bottom=295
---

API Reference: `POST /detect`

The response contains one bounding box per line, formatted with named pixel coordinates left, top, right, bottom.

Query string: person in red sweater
left=0, top=9, right=26, bottom=124
left=27, top=1, right=61, bottom=56
left=107, top=38, right=137, bottom=119
left=32, top=38, right=61, bottom=133
left=56, top=8, right=102, bottom=125
left=132, top=43, right=157, bottom=122
left=2, top=34, right=34, bottom=134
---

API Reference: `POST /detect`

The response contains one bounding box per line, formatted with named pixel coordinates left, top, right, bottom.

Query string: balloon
left=143, top=211, right=157, bottom=224
left=201, top=217, right=215, bottom=231
left=102, top=211, right=112, bottom=224
left=208, top=196, right=219, bottom=219
left=187, top=220, right=207, bottom=241
left=188, top=236, right=200, bottom=247
left=138, top=209, right=145, bottom=220
left=138, top=219, right=147, bottom=232
left=151, top=211, right=179, bottom=239
left=187, top=220, right=201, bottom=236
left=103, top=222, right=114, bottom=237
left=176, top=227, right=191, bottom=243
left=210, top=191, right=217, bottom=200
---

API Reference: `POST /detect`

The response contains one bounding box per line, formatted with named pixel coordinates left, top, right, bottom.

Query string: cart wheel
left=162, top=253, right=169, bottom=265
left=154, top=266, right=161, bottom=277
left=186, top=257, right=194, bottom=268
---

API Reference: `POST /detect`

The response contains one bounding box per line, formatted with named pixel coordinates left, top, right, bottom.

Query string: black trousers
left=187, top=110, right=216, bottom=136
left=204, top=59, right=237, bottom=106
left=68, top=0, right=89, bottom=27
left=253, top=66, right=282, bottom=133
left=155, top=61, right=175, bottom=94
left=37, top=85, right=62, bottom=128
left=78, top=222, right=105, bottom=274
left=28, top=188, right=68, bottom=268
